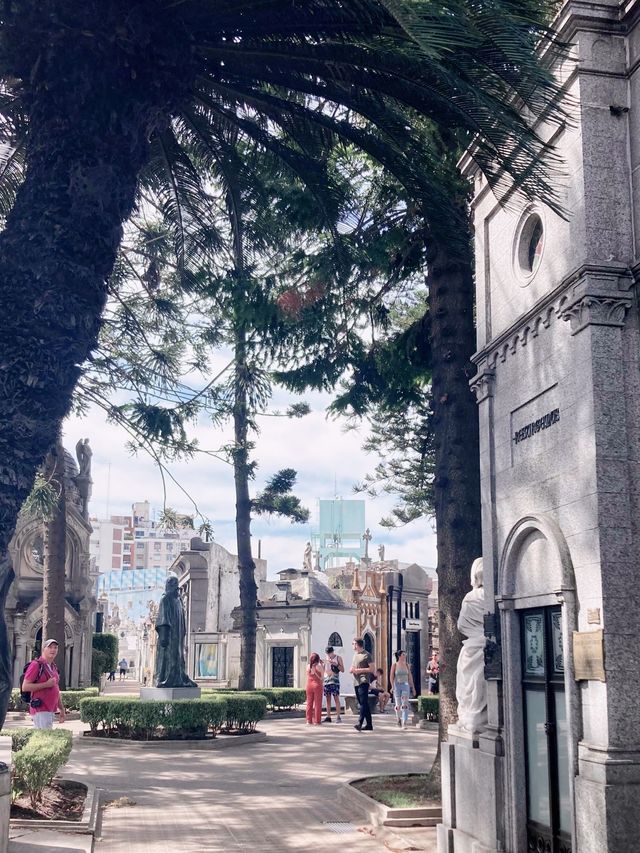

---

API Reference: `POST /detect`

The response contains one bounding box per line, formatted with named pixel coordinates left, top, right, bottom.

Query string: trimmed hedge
left=201, top=687, right=305, bottom=711
left=79, top=694, right=264, bottom=739
left=256, top=688, right=305, bottom=710
left=222, top=693, right=267, bottom=732
left=0, top=729, right=72, bottom=808
left=9, top=686, right=99, bottom=713
left=417, top=695, right=440, bottom=721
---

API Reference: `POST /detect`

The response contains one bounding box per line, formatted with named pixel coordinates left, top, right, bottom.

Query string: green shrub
left=60, top=688, right=99, bottom=711
left=223, top=693, right=267, bottom=732
left=92, top=634, right=118, bottom=672
left=80, top=696, right=229, bottom=739
left=11, top=729, right=72, bottom=808
left=255, top=688, right=305, bottom=710
left=8, top=686, right=98, bottom=713
left=417, top=695, right=439, bottom=721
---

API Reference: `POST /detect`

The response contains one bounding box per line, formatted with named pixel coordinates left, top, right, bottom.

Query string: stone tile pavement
left=63, top=712, right=438, bottom=852
left=4, top=699, right=438, bottom=852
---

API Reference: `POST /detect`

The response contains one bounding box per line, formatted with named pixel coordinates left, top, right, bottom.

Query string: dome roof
left=63, top=449, right=79, bottom=481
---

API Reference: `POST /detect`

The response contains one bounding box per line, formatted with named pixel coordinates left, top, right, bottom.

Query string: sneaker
left=335, top=716, right=342, bottom=723
left=354, top=724, right=362, bottom=731
left=324, top=716, right=332, bottom=723
left=362, top=726, right=374, bottom=731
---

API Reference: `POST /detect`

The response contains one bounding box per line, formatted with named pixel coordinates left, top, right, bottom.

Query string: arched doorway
left=363, top=632, right=374, bottom=659
left=500, top=514, right=577, bottom=853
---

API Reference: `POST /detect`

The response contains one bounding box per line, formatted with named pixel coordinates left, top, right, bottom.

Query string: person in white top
left=322, top=645, right=344, bottom=723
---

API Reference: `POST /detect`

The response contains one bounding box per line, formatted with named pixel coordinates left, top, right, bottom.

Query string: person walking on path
left=322, top=645, right=344, bottom=723
left=350, top=638, right=375, bottom=732
left=21, top=639, right=65, bottom=729
left=390, top=649, right=416, bottom=729
left=118, top=658, right=128, bottom=681
left=305, top=653, right=324, bottom=725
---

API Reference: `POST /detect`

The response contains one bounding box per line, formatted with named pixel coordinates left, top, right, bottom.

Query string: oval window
left=517, top=213, right=544, bottom=277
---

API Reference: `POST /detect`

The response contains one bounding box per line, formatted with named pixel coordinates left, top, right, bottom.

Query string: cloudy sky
left=62, top=384, right=437, bottom=580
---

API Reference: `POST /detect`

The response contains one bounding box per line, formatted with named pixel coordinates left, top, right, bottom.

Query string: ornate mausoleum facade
left=439, top=3, right=640, bottom=852
left=6, top=443, right=96, bottom=688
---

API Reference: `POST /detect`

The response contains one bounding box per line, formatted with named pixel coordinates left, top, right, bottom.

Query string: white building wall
left=310, top=608, right=358, bottom=696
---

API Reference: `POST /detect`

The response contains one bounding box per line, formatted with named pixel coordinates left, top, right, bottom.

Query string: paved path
left=62, top=712, right=437, bottom=853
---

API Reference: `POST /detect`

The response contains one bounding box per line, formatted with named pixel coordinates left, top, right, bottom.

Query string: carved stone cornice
left=470, top=369, right=496, bottom=403
left=558, top=292, right=632, bottom=334
left=472, top=262, right=633, bottom=369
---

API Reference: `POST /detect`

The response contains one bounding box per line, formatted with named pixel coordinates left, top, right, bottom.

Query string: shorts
left=323, top=682, right=340, bottom=696
left=32, top=711, right=55, bottom=729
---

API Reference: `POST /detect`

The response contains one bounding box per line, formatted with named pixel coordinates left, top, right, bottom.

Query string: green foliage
left=8, top=687, right=98, bottom=712
left=222, top=693, right=268, bottom=733
left=417, top=695, right=439, bottom=721
left=79, top=694, right=265, bottom=738
left=92, top=633, right=118, bottom=678
left=22, top=472, right=59, bottom=522
left=11, top=729, right=72, bottom=808
left=255, top=688, right=305, bottom=710
left=253, top=469, right=309, bottom=523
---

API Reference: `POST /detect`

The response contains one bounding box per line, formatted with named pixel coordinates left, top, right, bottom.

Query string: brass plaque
left=573, top=630, right=605, bottom=681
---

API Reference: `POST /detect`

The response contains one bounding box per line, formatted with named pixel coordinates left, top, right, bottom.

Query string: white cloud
left=63, top=390, right=437, bottom=579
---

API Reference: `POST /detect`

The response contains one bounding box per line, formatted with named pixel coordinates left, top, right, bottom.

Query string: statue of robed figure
left=153, top=574, right=197, bottom=689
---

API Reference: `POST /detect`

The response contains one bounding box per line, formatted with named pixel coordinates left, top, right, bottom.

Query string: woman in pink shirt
left=22, top=639, right=65, bottom=729
left=305, top=652, right=324, bottom=725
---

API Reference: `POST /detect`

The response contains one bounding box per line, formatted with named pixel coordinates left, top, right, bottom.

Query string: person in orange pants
left=306, top=652, right=324, bottom=725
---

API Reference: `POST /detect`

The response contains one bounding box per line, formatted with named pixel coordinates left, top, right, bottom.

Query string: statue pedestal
left=140, top=687, right=201, bottom=701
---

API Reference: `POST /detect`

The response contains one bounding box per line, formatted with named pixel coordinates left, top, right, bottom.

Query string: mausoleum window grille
left=328, top=632, right=343, bottom=648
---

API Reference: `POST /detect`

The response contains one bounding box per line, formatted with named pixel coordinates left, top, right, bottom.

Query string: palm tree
left=0, top=0, right=564, bottom=563
left=0, top=1, right=565, bottom=726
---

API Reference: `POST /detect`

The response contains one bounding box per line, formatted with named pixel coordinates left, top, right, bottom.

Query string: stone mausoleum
left=7, top=443, right=96, bottom=688
left=439, top=3, right=640, bottom=851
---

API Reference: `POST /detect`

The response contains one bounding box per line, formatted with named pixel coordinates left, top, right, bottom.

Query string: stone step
left=385, top=806, right=441, bottom=819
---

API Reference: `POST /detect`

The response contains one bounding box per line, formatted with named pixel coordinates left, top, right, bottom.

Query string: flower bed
left=79, top=693, right=267, bottom=739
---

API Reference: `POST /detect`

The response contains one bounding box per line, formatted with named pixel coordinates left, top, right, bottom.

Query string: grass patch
left=352, top=774, right=440, bottom=808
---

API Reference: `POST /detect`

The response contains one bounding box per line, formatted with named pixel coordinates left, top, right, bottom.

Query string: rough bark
left=427, top=226, right=482, bottom=748
left=0, top=558, right=15, bottom=731
left=0, top=12, right=155, bottom=561
left=42, top=442, right=67, bottom=689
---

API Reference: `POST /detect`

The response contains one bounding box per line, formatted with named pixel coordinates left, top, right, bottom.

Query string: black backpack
left=19, top=661, right=44, bottom=704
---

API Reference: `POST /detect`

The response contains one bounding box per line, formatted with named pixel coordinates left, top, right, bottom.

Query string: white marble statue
left=303, top=542, right=313, bottom=572
left=455, top=557, right=488, bottom=732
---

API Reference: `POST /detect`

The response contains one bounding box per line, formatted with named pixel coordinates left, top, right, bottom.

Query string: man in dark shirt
left=350, top=638, right=375, bottom=731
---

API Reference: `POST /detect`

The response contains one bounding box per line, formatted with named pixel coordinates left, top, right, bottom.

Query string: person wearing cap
left=22, top=639, right=65, bottom=729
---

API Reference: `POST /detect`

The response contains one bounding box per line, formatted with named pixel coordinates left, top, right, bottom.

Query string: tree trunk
left=427, top=224, right=482, bottom=752
left=42, top=443, right=67, bottom=689
left=234, top=337, right=258, bottom=691
left=0, top=559, right=16, bottom=730
left=228, top=186, right=257, bottom=691
left=0, top=32, right=152, bottom=560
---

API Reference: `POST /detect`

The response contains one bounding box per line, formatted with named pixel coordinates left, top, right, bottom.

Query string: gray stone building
left=7, top=445, right=96, bottom=688
left=439, top=3, right=640, bottom=851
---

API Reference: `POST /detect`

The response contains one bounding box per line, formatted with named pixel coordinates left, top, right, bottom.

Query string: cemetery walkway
left=65, top=709, right=438, bottom=852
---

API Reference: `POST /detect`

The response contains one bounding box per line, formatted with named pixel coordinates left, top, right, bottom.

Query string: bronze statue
left=153, top=574, right=196, bottom=688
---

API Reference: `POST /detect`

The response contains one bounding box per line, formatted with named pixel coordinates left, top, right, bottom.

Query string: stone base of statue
left=437, top=723, right=503, bottom=853
left=140, top=686, right=201, bottom=701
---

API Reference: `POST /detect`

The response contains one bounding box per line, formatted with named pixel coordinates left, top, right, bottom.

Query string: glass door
left=521, top=607, right=571, bottom=853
